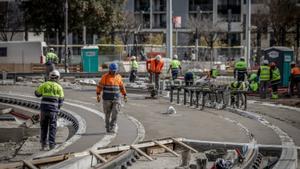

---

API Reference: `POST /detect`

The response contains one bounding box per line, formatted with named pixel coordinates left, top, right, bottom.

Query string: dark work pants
left=237, top=73, right=246, bottom=82
left=129, top=70, right=137, bottom=83
left=260, top=81, right=269, bottom=99
left=171, top=69, right=179, bottom=80
left=291, top=79, right=300, bottom=97
left=40, top=111, right=57, bottom=146
left=45, top=63, right=55, bottom=81
left=149, top=72, right=160, bottom=90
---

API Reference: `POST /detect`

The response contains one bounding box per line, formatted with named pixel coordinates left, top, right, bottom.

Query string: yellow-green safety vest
left=131, top=60, right=139, bottom=70
left=271, top=68, right=281, bottom=81
left=46, top=52, right=58, bottom=63
left=260, top=65, right=270, bottom=81
left=235, top=61, right=247, bottom=70
left=171, top=60, right=181, bottom=69
left=211, top=69, right=219, bottom=78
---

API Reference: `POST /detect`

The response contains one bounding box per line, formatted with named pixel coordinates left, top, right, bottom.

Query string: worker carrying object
left=257, top=60, right=272, bottom=99
left=290, top=61, right=300, bottom=97
left=167, top=54, right=182, bottom=80
left=34, top=70, right=64, bottom=150
left=45, top=48, right=59, bottom=81
left=270, top=62, right=281, bottom=99
left=146, top=55, right=164, bottom=91
left=248, top=73, right=259, bottom=92
left=129, top=56, right=139, bottom=83
left=96, top=63, right=127, bottom=133
left=210, top=66, right=219, bottom=79
left=234, top=57, right=247, bottom=81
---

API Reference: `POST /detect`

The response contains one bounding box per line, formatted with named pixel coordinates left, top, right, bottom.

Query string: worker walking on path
left=146, top=55, right=164, bottom=91
left=209, top=66, right=219, bottom=79
left=184, top=71, right=195, bottom=86
left=257, top=60, right=272, bottom=99
left=234, top=57, right=247, bottom=82
left=45, top=48, right=59, bottom=81
left=96, top=63, right=127, bottom=133
left=34, top=70, right=64, bottom=150
left=167, top=54, right=182, bottom=80
left=270, top=62, right=281, bottom=99
left=290, top=62, right=300, bottom=97
left=129, top=56, right=139, bottom=83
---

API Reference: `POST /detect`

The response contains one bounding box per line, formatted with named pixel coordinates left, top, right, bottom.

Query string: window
left=0, top=47, right=7, bottom=57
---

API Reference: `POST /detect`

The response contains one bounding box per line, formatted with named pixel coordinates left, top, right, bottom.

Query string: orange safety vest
left=291, top=67, right=300, bottom=75
left=96, top=73, right=126, bottom=100
left=146, top=59, right=164, bottom=73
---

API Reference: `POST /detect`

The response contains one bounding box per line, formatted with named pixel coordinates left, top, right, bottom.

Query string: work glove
left=124, top=95, right=128, bottom=103
left=96, top=95, right=101, bottom=103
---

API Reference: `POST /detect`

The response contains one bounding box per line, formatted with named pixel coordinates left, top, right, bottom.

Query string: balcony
left=189, top=4, right=213, bottom=11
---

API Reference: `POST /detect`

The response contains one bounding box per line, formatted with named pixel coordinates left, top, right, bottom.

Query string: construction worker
left=45, top=48, right=58, bottom=81
left=184, top=71, right=195, bottom=86
left=167, top=54, right=182, bottom=80
left=257, top=60, right=272, bottom=99
left=234, top=57, right=247, bottom=81
left=270, top=62, right=281, bottom=99
left=129, top=56, right=139, bottom=83
left=248, top=73, right=259, bottom=92
left=290, top=62, right=300, bottom=97
left=146, top=55, right=164, bottom=91
left=34, top=70, right=64, bottom=150
left=209, top=66, right=219, bottom=79
left=96, top=63, right=127, bottom=133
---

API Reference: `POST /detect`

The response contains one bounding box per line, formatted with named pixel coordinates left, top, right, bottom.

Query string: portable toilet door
left=81, top=46, right=99, bottom=73
left=264, top=47, right=294, bottom=87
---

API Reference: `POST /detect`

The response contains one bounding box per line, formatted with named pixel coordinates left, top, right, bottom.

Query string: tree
left=263, top=0, right=298, bottom=46
left=21, top=0, right=125, bottom=60
left=0, top=1, right=23, bottom=41
left=188, top=16, right=222, bottom=62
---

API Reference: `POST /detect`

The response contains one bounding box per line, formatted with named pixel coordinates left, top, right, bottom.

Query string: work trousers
left=45, top=63, right=55, bottom=81
left=103, top=100, right=121, bottom=130
left=40, top=111, right=57, bottom=146
left=290, top=78, right=300, bottom=97
left=260, top=81, right=269, bottom=99
left=149, top=72, right=160, bottom=90
left=171, top=69, right=179, bottom=80
left=129, top=70, right=137, bottom=83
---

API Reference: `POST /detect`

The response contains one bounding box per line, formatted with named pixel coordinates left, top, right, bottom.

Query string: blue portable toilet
left=81, top=46, right=99, bottom=73
left=264, top=47, right=294, bottom=87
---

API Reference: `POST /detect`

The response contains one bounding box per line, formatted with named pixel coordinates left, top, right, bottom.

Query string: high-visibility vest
left=96, top=73, right=126, bottom=100
left=46, top=52, right=58, bottom=64
left=271, top=68, right=281, bottom=82
left=171, top=59, right=181, bottom=69
left=211, top=69, right=219, bottom=78
left=131, top=60, right=139, bottom=70
left=260, top=65, right=270, bottom=81
left=235, top=61, right=247, bottom=70
left=291, top=67, right=300, bottom=76
left=147, top=59, right=164, bottom=73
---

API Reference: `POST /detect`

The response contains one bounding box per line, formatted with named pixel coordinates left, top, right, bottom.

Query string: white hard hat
left=49, top=70, right=60, bottom=80
left=173, top=54, right=178, bottom=59
left=291, top=61, right=296, bottom=65
left=49, top=48, right=54, bottom=52
left=240, top=57, right=245, bottom=60
left=263, top=60, right=269, bottom=65
left=131, top=56, right=136, bottom=60
left=155, top=55, right=161, bottom=60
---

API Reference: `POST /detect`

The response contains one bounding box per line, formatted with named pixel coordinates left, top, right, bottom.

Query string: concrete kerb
left=0, top=94, right=86, bottom=158
left=226, top=107, right=298, bottom=169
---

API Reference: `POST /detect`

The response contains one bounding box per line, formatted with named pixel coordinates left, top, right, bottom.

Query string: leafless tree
left=0, top=2, right=23, bottom=41
left=188, top=16, right=223, bottom=62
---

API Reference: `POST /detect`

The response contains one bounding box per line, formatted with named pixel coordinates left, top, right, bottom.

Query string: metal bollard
left=170, top=86, right=174, bottom=103
left=183, top=88, right=187, bottom=105
left=189, top=90, right=193, bottom=107
left=196, top=91, right=200, bottom=108
left=177, top=88, right=180, bottom=104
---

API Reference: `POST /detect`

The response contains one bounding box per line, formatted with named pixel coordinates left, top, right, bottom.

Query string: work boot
left=109, top=126, right=116, bottom=133
left=106, top=127, right=110, bottom=133
left=271, top=93, right=279, bottom=99
left=49, top=145, right=55, bottom=150
left=40, top=144, right=47, bottom=151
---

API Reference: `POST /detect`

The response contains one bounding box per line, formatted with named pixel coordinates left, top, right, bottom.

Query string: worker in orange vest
left=290, top=62, right=300, bottom=97
left=146, top=55, right=164, bottom=91
left=96, top=63, right=127, bottom=133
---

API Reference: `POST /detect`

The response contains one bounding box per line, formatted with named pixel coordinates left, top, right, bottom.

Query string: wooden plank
left=23, top=160, right=38, bottom=169
left=90, top=150, right=107, bottom=163
left=154, top=141, right=179, bottom=157
left=130, top=145, right=154, bottom=161
left=32, top=154, right=72, bottom=165
left=171, top=138, right=199, bottom=153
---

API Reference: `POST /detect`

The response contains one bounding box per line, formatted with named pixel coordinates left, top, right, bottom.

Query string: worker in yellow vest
left=270, top=62, right=281, bottom=99
left=167, top=54, right=182, bottom=80
left=257, top=60, right=272, bottom=99
left=129, top=56, right=139, bottom=83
